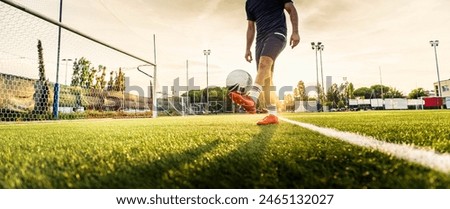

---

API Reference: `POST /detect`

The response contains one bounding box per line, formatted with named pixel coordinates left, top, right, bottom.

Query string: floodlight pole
left=379, top=66, right=384, bottom=99
left=318, top=43, right=325, bottom=107
left=186, top=60, right=189, bottom=115
left=153, top=34, right=158, bottom=118
left=311, top=42, right=323, bottom=112
left=53, top=0, right=64, bottom=120
left=430, top=40, right=442, bottom=98
left=203, top=49, right=211, bottom=114
left=62, top=58, right=72, bottom=85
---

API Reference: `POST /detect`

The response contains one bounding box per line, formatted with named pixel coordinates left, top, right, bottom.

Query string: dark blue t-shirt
left=246, top=0, right=293, bottom=44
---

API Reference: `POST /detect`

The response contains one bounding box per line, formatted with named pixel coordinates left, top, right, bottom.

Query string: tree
left=347, top=83, right=355, bottom=99
left=338, top=82, right=349, bottom=104
left=107, top=71, right=114, bottom=91
left=95, top=65, right=107, bottom=90
left=385, top=87, right=404, bottom=98
left=92, top=65, right=107, bottom=111
left=284, top=93, right=295, bottom=112
left=326, top=83, right=340, bottom=107
left=113, top=68, right=125, bottom=92
left=87, top=67, right=97, bottom=89
left=370, top=85, right=390, bottom=99
left=293, top=80, right=308, bottom=101
left=318, top=83, right=326, bottom=105
left=119, top=68, right=126, bottom=92
left=209, top=89, right=219, bottom=99
left=72, top=58, right=109, bottom=90
left=37, top=40, right=46, bottom=82
left=71, top=58, right=80, bottom=87
left=34, top=40, right=50, bottom=114
left=70, top=57, right=91, bottom=88
left=408, top=87, right=428, bottom=99
left=188, top=90, right=202, bottom=104
left=79, top=58, right=91, bottom=89
left=337, top=100, right=346, bottom=108
left=353, top=87, right=372, bottom=99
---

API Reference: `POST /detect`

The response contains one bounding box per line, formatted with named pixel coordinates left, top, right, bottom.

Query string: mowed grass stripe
left=280, top=117, right=450, bottom=174
left=1, top=115, right=450, bottom=188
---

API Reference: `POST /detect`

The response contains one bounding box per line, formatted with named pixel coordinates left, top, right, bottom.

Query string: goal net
left=0, top=0, right=157, bottom=121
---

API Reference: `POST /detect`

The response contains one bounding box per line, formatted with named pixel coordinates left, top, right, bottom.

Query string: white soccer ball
left=226, top=69, right=253, bottom=94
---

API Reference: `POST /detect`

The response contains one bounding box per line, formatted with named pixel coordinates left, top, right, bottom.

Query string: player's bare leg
left=229, top=56, right=273, bottom=116
left=255, top=56, right=278, bottom=125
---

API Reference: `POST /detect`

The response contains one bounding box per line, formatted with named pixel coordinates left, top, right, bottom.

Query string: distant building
left=434, top=79, right=450, bottom=97
left=326, top=76, right=332, bottom=92
left=426, top=90, right=436, bottom=97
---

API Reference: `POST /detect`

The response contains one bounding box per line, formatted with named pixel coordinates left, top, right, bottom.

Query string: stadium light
left=62, top=58, right=72, bottom=86
left=318, top=43, right=325, bottom=106
left=430, top=40, right=442, bottom=99
left=203, top=49, right=211, bottom=114
left=311, top=42, right=324, bottom=111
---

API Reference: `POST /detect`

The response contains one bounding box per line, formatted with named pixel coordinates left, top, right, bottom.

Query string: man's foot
left=229, top=92, right=256, bottom=114
left=257, top=114, right=279, bottom=125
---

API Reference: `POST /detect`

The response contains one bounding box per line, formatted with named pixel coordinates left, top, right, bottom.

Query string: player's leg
left=256, top=66, right=275, bottom=113
left=256, top=57, right=279, bottom=125
left=229, top=33, right=286, bottom=117
left=252, top=55, right=273, bottom=101
left=257, top=93, right=267, bottom=112
left=256, top=34, right=286, bottom=125
left=267, top=68, right=278, bottom=113
left=228, top=56, right=272, bottom=114
left=228, top=41, right=264, bottom=114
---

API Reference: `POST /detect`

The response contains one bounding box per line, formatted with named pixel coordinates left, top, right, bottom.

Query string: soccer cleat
left=229, top=92, right=256, bottom=114
left=257, top=114, right=279, bottom=125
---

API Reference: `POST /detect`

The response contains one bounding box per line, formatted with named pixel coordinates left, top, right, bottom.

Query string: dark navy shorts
left=255, top=32, right=287, bottom=68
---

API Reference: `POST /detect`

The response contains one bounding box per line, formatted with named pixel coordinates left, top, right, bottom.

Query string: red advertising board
left=424, top=97, right=443, bottom=107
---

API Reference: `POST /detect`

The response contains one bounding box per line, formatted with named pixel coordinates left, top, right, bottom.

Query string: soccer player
left=230, top=0, right=300, bottom=125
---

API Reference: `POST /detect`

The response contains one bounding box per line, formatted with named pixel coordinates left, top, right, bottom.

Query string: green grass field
left=0, top=111, right=449, bottom=189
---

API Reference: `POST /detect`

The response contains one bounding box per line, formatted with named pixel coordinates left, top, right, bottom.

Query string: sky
left=5, top=0, right=450, bottom=96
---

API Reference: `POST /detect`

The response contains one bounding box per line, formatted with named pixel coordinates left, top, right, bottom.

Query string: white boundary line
left=280, top=117, right=450, bottom=174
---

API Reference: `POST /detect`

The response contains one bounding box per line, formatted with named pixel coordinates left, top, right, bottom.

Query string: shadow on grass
left=93, top=139, right=222, bottom=188
left=94, top=125, right=278, bottom=189
left=182, top=125, right=279, bottom=189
